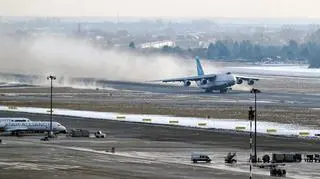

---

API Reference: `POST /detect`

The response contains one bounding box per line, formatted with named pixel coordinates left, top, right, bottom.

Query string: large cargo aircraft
left=157, top=57, right=259, bottom=93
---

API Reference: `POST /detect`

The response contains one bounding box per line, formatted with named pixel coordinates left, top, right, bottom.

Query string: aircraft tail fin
left=195, top=56, right=205, bottom=75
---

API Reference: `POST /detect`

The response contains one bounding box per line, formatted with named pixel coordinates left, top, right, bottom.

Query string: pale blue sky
left=0, top=0, right=319, bottom=18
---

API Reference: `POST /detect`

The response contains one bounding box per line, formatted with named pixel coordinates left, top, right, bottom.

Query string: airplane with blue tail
left=157, top=57, right=259, bottom=93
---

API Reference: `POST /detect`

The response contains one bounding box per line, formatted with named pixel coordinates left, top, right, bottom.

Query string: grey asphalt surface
left=96, top=80, right=320, bottom=108
left=1, top=80, right=320, bottom=109
left=1, top=111, right=320, bottom=179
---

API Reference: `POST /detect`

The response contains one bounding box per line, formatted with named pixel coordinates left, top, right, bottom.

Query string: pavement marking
left=142, top=118, right=152, bottom=122
left=266, top=129, right=277, bottom=133
left=116, top=116, right=126, bottom=120
left=299, top=131, right=310, bottom=136
left=169, top=120, right=179, bottom=124
left=198, top=122, right=207, bottom=126
left=235, top=126, right=246, bottom=131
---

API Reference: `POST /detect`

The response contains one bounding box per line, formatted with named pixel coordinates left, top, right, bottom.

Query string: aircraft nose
left=231, top=76, right=237, bottom=85
left=61, top=126, right=67, bottom=134
left=231, top=80, right=236, bottom=85
left=229, top=78, right=236, bottom=86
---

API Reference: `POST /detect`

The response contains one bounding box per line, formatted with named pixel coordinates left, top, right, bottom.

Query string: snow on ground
left=0, top=106, right=319, bottom=139
left=226, top=65, right=320, bottom=77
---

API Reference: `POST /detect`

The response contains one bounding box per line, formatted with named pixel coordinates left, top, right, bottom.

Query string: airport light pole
left=250, top=88, right=261, bottom=163
left=248, top=106, right=254, bottom=179
left=47, top=75, right=56, bottom=137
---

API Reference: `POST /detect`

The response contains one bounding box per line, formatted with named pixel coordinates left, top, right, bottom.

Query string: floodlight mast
left=250, top=88, right=261, bottom=163
left=47, top=75, right=56, bottom=137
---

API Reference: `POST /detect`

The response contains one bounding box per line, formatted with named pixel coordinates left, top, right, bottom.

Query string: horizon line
left=2, top=15, right=320, bottom=20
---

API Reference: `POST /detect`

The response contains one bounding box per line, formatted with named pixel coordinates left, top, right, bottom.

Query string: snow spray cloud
left=0, top=34, right=226, bottom=88
left=0, top=35, right=194, bottom=84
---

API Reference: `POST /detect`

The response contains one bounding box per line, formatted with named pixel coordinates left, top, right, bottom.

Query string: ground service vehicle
left=270, top=166, right=286, bottom=177
left=40, top=136, right=49, bottom=141
left=94, top=131, right=106, bottom=138
left=225, top=152, right=237, bottom=163
left=191, top=153, right=211, bottom=163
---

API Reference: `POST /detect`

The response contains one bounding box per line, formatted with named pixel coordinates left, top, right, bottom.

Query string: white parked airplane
left=2, top=121, right=67, bottom=136
left=157, top=57, right=259, bottom=93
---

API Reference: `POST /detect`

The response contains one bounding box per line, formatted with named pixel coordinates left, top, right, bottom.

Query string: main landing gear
left=219, top=88, right=228, bottom=93
left=204, top=88, right=230, bottom=93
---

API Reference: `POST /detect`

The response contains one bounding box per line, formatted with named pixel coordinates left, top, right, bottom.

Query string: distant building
left=140, top=40, right=175, bottom=49
left=198, top=40, right=216, bottom=48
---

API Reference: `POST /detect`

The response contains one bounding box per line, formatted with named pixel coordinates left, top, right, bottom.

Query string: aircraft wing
left=158, top=74, right=217, bottom=82
left=236, top=76, right=259, bottom=81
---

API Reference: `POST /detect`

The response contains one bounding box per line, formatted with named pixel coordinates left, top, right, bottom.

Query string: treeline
left=128, top=28, right=320, bottom=68
left=159, top=40, right=320, bottom=68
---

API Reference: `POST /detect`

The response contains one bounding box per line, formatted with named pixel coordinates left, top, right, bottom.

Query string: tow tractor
left=94, top=131, right=106, bottom=138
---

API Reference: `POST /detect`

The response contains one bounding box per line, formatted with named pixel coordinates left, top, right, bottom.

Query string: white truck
left=94, top=131, right=106, bottom=138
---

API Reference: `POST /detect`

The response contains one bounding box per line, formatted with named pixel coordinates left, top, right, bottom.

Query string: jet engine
left=248, top=80, right=254, bottom=85
left=200, top=79, right=208, bottom=85
left=184, top=80, right=191, bottom=87
left=237, top=79, right=243, bottom=84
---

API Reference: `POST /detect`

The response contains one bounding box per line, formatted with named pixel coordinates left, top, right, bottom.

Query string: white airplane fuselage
left=2, top=121, right=67, bottom=135
left=196, top=73, right=236, bottom=91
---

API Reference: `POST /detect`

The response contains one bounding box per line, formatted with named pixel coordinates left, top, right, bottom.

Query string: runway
left=1, top=79, right=320, bottom=108
left=1, top=77, right=320, bottom=127
left=95, top=80, right=320, bottom=108
left=1, top=67, right=320, bottom=109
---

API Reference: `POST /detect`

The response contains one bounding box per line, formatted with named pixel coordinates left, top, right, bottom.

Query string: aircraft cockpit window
left=226, top=72, right=231, bottom=75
